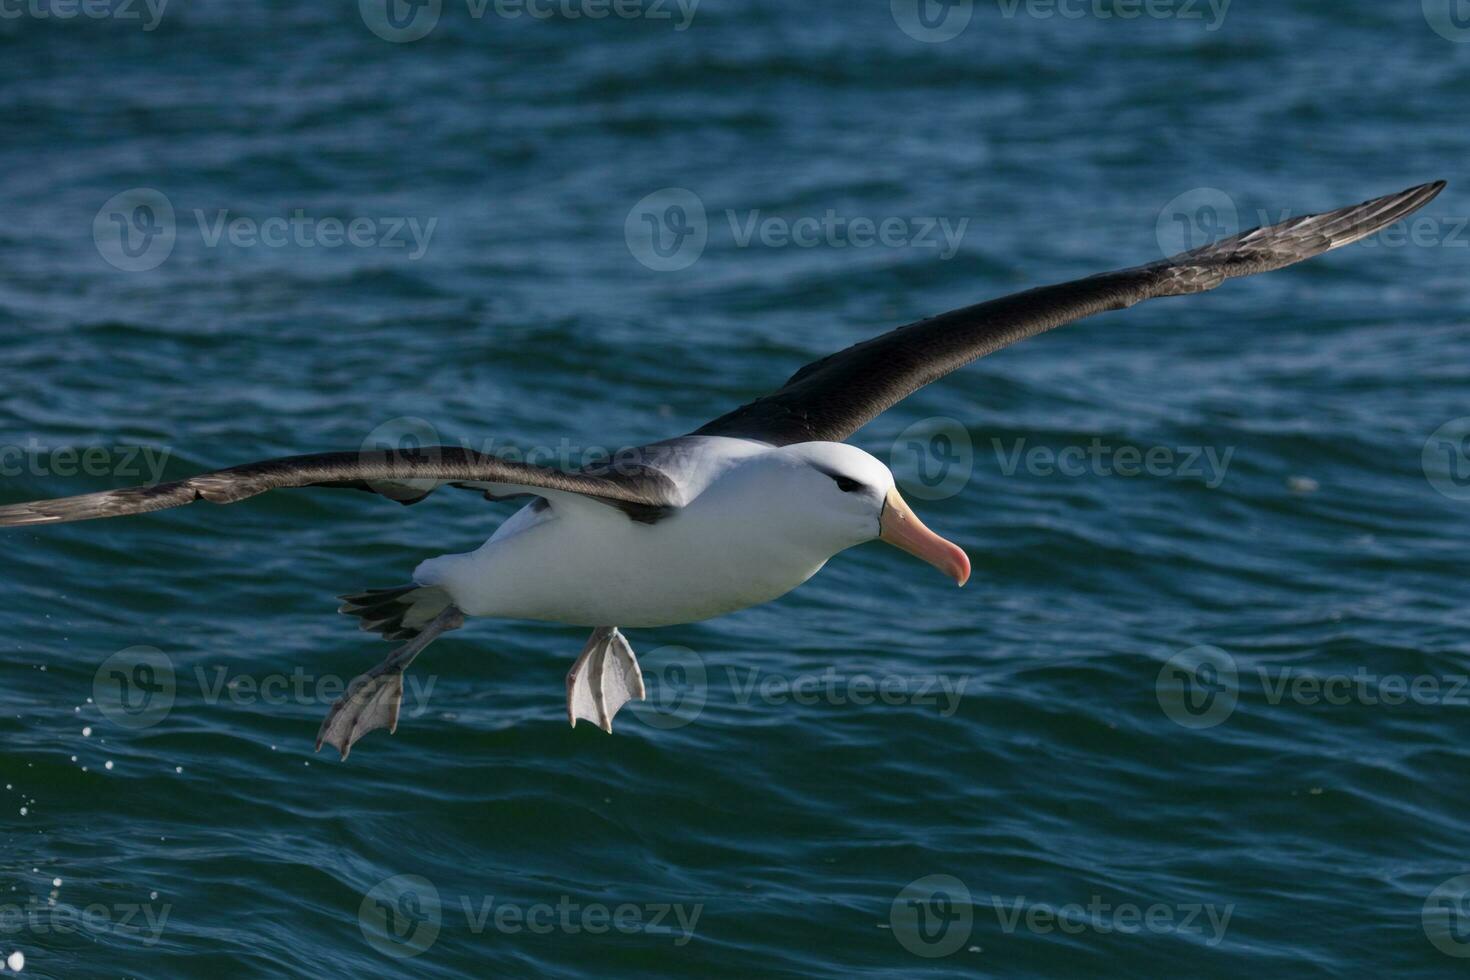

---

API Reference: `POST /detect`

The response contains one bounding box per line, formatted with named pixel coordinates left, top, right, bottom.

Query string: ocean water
left=1, top=1, right=1467, bottom=976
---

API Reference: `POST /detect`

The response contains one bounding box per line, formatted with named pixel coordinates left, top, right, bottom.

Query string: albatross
left=0, top=181, right=1445, bottom=758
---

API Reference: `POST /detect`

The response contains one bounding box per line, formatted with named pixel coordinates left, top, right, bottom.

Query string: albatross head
left=777, top=442, right=971, bottom=587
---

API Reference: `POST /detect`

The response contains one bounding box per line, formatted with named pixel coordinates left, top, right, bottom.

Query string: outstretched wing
left=693, top=181, right=1446, bottom=446
left=0, top=447, right=678, bottom=528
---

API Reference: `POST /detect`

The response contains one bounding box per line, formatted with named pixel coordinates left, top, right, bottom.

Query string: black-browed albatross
left=0, top=181, right=1445, bottom=758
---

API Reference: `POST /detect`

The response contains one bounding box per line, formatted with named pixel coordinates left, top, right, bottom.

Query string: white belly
left=414, top=497, right=829, bottom=628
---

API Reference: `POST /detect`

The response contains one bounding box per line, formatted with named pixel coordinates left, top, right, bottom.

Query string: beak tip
left=879, top=488, right=971, bottom=590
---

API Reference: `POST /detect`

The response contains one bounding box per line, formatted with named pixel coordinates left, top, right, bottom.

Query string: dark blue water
left=1, top=1, right=1467, bottom=976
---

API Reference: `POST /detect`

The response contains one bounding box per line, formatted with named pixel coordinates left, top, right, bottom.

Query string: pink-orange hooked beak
left=878, top=488, right=970, bottom=587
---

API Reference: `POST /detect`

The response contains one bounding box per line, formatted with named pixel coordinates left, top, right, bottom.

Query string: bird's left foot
left=316, top=667, right=405, bottom=761
left=567, top=627, right=645, bottom=733
left=315, top=605, right=464, bottom=760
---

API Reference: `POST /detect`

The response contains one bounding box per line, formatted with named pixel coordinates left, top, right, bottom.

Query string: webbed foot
left=315, top=605, right=464, bottom=760
left=566, top=627, right=644, bottom=733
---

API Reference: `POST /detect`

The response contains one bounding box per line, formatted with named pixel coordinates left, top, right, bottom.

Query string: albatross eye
left=833, top=476, right=863, bottom=493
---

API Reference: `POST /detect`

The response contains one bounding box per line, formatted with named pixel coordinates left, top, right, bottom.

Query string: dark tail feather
left=338, top=585, right=453, bottom=642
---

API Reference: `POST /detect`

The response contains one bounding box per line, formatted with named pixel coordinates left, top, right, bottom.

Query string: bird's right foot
left=566, top=627, right=645, bottom=733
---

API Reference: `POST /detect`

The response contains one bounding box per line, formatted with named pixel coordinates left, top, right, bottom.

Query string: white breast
left=413, top=439, right=831, bottom=627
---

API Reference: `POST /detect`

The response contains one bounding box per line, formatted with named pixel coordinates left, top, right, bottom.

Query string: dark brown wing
left=0, top=447, right=677, bottom=528
left=693, top=181, right=1446, bottom=446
